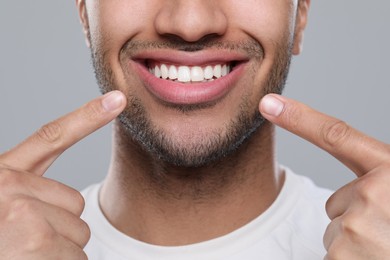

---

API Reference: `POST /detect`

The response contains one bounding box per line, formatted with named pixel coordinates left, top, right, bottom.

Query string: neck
left=100, top=120, right=283, bottom=246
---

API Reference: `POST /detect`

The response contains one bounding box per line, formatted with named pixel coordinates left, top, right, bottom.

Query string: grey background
left=0, top=1, right=389, bottom=191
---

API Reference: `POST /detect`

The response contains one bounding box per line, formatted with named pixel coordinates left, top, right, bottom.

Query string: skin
left=85, top=0, right=296, bottom=169
left=0, top=1, right=389, bottom=259
left=80, top=0, right=306, bottom=245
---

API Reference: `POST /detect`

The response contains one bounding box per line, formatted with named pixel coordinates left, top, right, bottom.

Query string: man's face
left=78, top=0, right=308, bottom=167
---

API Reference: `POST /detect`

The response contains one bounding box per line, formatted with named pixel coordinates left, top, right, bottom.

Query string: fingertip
left=259, top=94, right=285, bottom=118
left=102, top=91, right=127, bottom=112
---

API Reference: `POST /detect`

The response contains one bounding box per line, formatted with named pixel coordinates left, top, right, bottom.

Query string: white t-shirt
left=81, top=168, right=332, bottom=260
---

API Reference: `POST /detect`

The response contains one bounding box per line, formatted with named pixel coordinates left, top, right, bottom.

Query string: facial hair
left=90, top=37, right=292, bottom=168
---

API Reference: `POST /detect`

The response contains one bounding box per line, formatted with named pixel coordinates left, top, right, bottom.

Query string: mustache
left=120, top=35, right=264, bottom=58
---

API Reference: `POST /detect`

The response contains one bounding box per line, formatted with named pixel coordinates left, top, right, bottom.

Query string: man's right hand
left=0, top=91, right=126, bottom=259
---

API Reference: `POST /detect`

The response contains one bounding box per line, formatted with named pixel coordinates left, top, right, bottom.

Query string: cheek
left=86, top=0, right=161, bottom=90
left=86, top=0, right=156, bottom=56
left=227, top=0, right=295, bottom=50
left=226, top=0, right=295, bottom=96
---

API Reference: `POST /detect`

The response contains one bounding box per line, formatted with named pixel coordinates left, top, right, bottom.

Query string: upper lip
left=131, top=49, right=250, bottom=67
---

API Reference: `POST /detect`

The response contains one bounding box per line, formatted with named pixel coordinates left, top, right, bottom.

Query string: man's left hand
left=260, top=94, right=390, bottom=259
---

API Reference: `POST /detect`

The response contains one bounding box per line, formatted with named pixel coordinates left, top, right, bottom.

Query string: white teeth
left=204, top=66, right=213, bottom=80
left=213, top=65, right=222, bottom=78
left=191, top=66, right=204, bottom=82
left=161, top=64, right=169, bottom=79
left=168, top=65, right=178, bottom=80
left=151, top=63, right=232, bottom=83
left=154, top=65, right=161, bottom=78
left=178, top=66, right=191, bottom=82
left=221, top=65, right=228, bottom=77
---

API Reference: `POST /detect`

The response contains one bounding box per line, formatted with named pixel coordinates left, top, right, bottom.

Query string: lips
left=130, top=50, right=248, bottom=105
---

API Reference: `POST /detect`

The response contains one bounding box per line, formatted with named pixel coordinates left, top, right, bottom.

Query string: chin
left=118, top=102, right=265, bottom=168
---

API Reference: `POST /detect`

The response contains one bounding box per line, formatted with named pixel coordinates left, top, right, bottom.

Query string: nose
left=155, top=0, right=228, bottom=42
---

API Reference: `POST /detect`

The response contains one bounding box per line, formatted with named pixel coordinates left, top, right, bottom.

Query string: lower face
left=87, top=1, right=297, bottom=168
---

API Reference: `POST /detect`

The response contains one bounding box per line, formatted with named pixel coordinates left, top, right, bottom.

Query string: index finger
left=1, top=91, right=126, bottom=176
left=259, top=94, right=390, bottom=177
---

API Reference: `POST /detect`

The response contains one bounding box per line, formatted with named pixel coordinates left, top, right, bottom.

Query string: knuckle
left=325, top=194, right=336, bottom=219
left=25, top=229, right=56, bottom=252
left=2, top=196, right=43, bottom=225
left=70, top=190, right=86, bottom=216
left=339, top=213, right=360, bottom=237
left=326, top=241, right=345, bottom=260
left=83, top=100, right=105, bottom=122
left=79, top=219, right=91, bottom=247
left=7, top=197, right=37, bottom=221
left=354, top=175, right=383, bottom=204
left=282, top=104, right=302, bottom=131
left=323, top=224, right=333, bottom=250
left=51, top=182, right=85, bottom=216
left=36, top=121, right=63, bottom=147
left=320, top=120, right=351, bottom=149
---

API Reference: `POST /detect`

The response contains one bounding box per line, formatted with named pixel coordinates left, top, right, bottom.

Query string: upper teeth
left=149, top=64, right=231, bottom=83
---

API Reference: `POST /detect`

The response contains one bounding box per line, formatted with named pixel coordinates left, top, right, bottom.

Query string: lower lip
left=131, top=61, right=246, bottom=105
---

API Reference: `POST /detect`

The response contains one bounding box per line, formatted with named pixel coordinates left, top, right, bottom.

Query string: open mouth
left=131, top=52, right=248, bottom=105
left=146, top=61, right=239, bottom=83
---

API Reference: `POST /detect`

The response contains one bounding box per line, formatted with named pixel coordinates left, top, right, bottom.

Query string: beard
left=91, top=37, right=292, bottom=168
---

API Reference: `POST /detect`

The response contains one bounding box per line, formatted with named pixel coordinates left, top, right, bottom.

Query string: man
left=0, top=0, right=389, bottom=259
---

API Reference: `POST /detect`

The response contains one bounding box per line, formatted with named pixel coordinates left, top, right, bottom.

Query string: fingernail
left=102, top=91, right=124, bottom=111
left=261, top=95, right=285, bottom=117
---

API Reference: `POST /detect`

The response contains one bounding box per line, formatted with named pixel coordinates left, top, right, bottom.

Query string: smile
left=147, top=62, right=233, bottom=83
left=130, top=50, right=249, bottom=105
